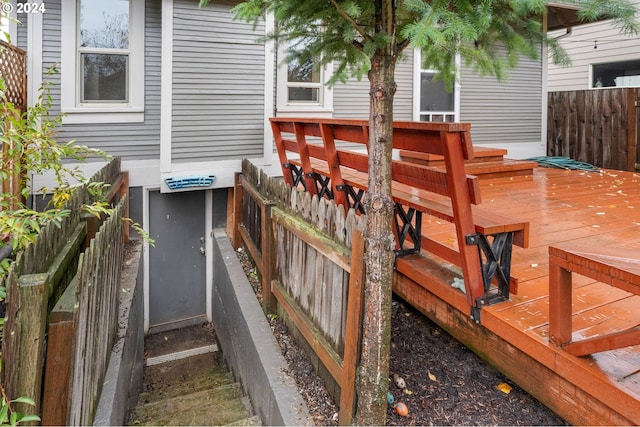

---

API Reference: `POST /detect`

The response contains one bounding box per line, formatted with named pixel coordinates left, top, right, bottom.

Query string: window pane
left=80, top=0, right=129, bottom=49
left=593, top=59, right=640, bottom=88
left=420, top=72, right=454, bottom=112
left=287, top=37, right=320, bottom=83
left=82, top=53, right=128, bottom=102
left=288, top=58, right=320, bottom=83
left=288, top=87, right=319, bottom=102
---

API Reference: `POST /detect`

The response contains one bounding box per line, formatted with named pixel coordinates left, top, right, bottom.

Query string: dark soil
left=238, top=246, right=568, bottom=426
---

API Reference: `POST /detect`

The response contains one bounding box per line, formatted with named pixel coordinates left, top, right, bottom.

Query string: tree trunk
left=355, top=48, right=397, bottom=425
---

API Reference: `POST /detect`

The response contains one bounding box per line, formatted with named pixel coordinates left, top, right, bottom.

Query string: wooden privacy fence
left=45, top=196, right=126, bottom=426
left=233, top=159, right=366, bottom=425
left=547, top=88, right=640, bottom=171
left=1, top=158, right=129, bottom=425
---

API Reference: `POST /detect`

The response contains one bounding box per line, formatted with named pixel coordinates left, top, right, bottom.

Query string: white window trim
left=412, top=49, right=460, bottom=122
left=61, top=0, right=145, bottom=124
left=276, top=40, right=333, bottom=117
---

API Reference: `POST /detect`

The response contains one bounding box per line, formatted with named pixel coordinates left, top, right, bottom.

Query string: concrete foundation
left=212, top=229, right=311, bottom=426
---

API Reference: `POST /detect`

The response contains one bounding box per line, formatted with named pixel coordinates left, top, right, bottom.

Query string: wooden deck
left=393, top=166, right=640, bottom=425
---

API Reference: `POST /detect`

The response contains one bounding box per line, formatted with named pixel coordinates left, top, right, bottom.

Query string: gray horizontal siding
left=41, top=0, right=161, bottom=161
left=42, top=0, right=61, bottom=112
left=171, top=0, right=265, bottom=163
left=16, top=3, right=28, bottom=48
left=333, top=51, right=413, bottom=120
left=460, top=51, right=542, bottom=146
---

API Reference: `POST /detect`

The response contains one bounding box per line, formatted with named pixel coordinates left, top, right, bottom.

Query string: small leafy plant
left=0, top=66, right=111, bottom=277
left=0, top=384, right=40, bottom=426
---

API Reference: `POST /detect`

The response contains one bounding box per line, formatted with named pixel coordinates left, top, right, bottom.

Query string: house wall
left=331, top=48, right=544, bottom=156
left=16, top=13, right=27, bottom=47
left=333, top=53, right=414, bottom=121
left=35, top=0, right=162, bottom=161
left=548, top=0, right=640, bottom=92
left=170, top=0, right=265, bottom=164
left=460, top=53, right=543, bottom=149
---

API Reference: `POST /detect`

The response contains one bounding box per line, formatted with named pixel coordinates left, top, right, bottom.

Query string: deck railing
left=232, top=159, right=366, bottom=424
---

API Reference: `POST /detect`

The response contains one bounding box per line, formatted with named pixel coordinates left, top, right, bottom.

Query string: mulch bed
left=237, top=247, right=568, bottom=426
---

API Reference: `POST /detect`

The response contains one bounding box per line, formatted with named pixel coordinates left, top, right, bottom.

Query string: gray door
left=149, top=190, right=206, bottom=329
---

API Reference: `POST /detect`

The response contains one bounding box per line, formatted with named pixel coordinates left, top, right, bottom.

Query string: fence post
left=230, top=172, right=243, bottom=250
left=339, top=227, right=365, bottom=425
left=120, top=171, right=130, bottom=243
left=262, top=200, right=276, bottom=313
left=11, top=273, right=49, bottom=422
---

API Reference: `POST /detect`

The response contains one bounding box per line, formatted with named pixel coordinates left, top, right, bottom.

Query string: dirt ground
left=237, top=247, right=569, bottom=426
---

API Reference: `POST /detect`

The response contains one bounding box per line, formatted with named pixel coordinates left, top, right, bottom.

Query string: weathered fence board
left=42, top=273, right=79, bottom=426
left=236, top=159, right=366, bottom=424
left=68, top=196, right=125, bottom=426
left=547, top=88, right=639, bottom=171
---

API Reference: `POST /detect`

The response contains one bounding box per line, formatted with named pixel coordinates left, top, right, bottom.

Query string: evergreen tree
left=209, top=0, right=638, bottom=424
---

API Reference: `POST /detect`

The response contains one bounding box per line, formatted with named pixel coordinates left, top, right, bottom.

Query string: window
left=592, top=60, right=640, bottom=88
left=413, top=50, right=459, bottom=122
left=276, top=37, right=333, bottom=115
left=61, top=0, right=144, bottom=123
left=79, top=0, right=130, bottom=102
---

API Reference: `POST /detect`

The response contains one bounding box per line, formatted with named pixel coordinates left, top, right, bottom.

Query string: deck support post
left=548, top=262, right=573, bottom=347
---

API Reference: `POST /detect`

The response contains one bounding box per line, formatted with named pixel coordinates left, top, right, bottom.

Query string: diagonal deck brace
left=307, top=172, right=334, bottom=199
left=336, top=184, right=366, bottom=214
left=283, top=163, right=305, bottom=189
left=394, top=204, right=422, bottom=257
left=466, top=232, right=513, bottom=309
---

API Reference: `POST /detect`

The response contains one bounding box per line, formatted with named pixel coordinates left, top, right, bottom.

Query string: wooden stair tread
left=400, top=146, right=508, bottom=164
left=426, top=158, right=537, bottom=179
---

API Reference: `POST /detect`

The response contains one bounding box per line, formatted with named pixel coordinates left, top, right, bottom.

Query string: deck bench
left=548, top=244, right=640, bottom=356
left=270, top=117, right=529, bottom=320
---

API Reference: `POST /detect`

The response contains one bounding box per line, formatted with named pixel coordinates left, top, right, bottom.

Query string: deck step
left=458, top=158, right=538, bottom=179
left=400, top=146, right=537, bottom=179
left=399, top=146, right=509, bottom=165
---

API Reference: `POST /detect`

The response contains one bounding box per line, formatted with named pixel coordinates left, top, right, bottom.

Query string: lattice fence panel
left=0, top=40, right=27, bottom=112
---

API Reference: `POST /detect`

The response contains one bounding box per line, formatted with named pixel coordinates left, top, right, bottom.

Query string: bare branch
left=396, top=38, right=410, bottom=53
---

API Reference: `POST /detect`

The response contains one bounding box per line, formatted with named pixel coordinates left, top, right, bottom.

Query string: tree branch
left=397, top=38, right=411, bottom=53
left=329, top=0, right=372, bottom=43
